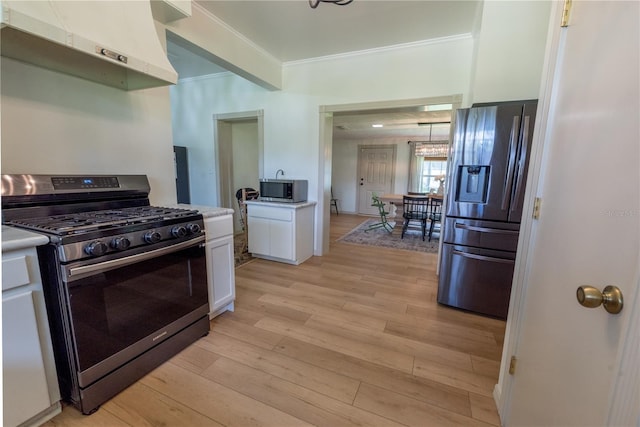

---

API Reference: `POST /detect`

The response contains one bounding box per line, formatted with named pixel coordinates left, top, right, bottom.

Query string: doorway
left=214, top=110, right=264, bottom=233
left=320, top=95, right=461, bottom=254
left=357, top=145, right=396, bottom=215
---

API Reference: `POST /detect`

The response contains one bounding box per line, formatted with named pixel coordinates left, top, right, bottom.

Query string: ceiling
left=166, top=0, right=481, bottom=139
left=193, top=0, right=481, bottom=63
left=331, top=106, right=453, bottom=140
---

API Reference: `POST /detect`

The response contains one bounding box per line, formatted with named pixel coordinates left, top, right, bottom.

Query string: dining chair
left=427, top=197, right=443, bottom=241
left=401, top=195, right=430, bottom=240
left=366, top=195, right=395, bottom=233
left=330, top=187, right=339, bottom=215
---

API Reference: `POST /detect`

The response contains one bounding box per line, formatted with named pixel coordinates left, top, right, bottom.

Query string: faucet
left=275, top=169, right=284, bottom=179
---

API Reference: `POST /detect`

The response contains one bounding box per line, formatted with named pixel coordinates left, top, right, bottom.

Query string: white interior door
left=502, top=2, right=639, bottom=425
left=357, top=145, right=395, bottom=215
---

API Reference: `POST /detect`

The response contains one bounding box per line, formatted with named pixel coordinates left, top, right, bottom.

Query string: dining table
left=379, top=193, right=444, bottom=218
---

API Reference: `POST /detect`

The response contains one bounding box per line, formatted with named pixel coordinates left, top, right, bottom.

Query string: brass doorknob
left=576, top=285, right=624, bottom=314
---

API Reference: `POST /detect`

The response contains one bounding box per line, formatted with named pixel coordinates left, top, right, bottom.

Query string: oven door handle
left=65, top=236, right=206, bottom=282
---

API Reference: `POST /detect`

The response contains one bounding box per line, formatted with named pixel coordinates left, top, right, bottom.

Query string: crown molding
left=284, top=33, right=473, bottom=68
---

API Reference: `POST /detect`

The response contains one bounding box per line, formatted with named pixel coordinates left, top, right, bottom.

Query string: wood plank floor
left=43, top=214, right=506, bottom=427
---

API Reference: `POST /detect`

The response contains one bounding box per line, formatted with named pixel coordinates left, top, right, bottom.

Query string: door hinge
left=509, top=355, right=517, bottom=375
left=561, top=0, right=572, bottom=27
left=532, top=197, right=541, bottom=219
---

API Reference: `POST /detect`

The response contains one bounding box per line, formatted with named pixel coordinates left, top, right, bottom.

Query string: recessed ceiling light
left=372, top=124, right=384, bottom=128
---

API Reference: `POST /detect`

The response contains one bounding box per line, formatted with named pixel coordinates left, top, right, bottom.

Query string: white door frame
left=317, top=95, right=463, bottom=255
left=213, top=110, right=264, bottom=210
left=495, top=2, right=639, bottom=424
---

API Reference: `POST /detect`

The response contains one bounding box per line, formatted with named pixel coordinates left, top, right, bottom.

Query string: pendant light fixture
left=309, top=0, right=354, bottom=9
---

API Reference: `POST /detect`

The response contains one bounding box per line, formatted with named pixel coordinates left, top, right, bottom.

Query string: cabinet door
left=3, top=291, right=52, bottom=427
left=206, top=235, right=236, bottom=314
left=248, top=216, right=271, bottom=255
left=270, top=219, right=293, bottom=260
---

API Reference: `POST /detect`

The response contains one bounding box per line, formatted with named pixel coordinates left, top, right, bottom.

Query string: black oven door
left=52, top=236, right=209, bottom=389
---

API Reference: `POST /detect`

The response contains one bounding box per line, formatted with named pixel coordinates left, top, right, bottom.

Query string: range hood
left=0, top=1, right=178, bottom=90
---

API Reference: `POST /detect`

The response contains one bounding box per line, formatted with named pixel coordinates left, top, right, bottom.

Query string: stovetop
left=7, top=206, right=200, bottom=236
left=2, top=175, right=208, bottom=263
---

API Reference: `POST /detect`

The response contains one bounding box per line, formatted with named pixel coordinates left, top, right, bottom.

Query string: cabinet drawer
left=204, top=215, right=233, bottom=239
left=248, top=205, right=293, bottom=221
left=2, top=255, right=30, bottom=291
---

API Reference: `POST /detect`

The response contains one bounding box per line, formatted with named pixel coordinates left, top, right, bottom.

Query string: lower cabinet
left=248, top=216, right=294, bottom=260
left=203, top=215, right=236, bottom=318
left=246, top=202, right=315, bottom=265
left=2, top=244, right=61, bottom=427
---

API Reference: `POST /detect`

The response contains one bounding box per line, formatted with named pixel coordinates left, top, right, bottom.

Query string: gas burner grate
left=8, top=206, right=200, bottom=235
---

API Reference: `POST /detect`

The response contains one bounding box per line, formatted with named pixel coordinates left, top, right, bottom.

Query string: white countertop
left=2, top=225, right=49, bottom=252
left=169, top=204, right=234, bottom=218
left=244, top=200, right=316, bottom=209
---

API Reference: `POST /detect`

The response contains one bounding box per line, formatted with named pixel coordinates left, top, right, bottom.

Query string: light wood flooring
left=43, top=214, right=506, bottom=427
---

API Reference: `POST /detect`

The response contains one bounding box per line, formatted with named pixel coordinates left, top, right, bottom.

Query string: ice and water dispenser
left=456, top=165, right=490, bottom=203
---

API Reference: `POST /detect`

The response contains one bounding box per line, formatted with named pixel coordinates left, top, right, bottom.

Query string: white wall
left=170, top=36, right=475, bottom=252
left=231, top=121, right=259, bottom=193
left=471, top=1, right=552, bottom=103
left=0, top=0, right=550, bottom=250
left=170, top=74, right=272, bottom=207
left=1, top=58, right=177, bottom=205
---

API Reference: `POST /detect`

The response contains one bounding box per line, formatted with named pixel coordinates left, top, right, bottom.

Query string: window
left=421, top=160, right=447, bottom=193
left=408, top=140, right=449, bottom=194
left=414, top=142, right=448, bottom=193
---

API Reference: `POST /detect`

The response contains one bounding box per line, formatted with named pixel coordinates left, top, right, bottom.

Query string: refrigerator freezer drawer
left=442, top=217, right=520, bottom=252
left=437, top=243, right=515, bottom=319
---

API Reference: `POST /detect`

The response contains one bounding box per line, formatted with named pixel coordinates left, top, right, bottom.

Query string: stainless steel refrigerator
left=437, top=100, right=537, bottom=319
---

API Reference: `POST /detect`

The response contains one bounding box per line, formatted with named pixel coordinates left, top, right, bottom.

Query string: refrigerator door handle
left=452, top=250, right=514, bottom=265
left=454, top=222, right=520, bottom=235
left=511, top=115, right=531, bottom=213
left=501, top=115, right=521, bottom=210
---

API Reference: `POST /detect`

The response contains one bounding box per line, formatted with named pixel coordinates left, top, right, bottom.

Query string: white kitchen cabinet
left=203, top=214, right=236, bottom=318
left=246, top=201, right=315, bottom=265
left=2, top=227, right=61, bottom=427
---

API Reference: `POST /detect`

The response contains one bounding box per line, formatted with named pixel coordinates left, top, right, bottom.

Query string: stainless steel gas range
left=1, top=174, right=210, bottom=415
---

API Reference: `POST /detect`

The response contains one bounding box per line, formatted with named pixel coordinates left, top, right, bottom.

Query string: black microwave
left=259, top=179, right=308, bottom=203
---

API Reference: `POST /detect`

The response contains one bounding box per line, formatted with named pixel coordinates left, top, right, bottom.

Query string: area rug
left=337, top=219, right=439, bottom=253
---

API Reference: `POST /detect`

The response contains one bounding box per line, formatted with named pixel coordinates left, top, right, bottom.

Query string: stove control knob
left=171, top=226, right=187, bottom=238
left=144, top=231, right=162, bottom=244
left=187, top=223, right=201, bottom=234
left=111, top=237, right=131, bottom=251
left=85, top=241, right=108, bottom=257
